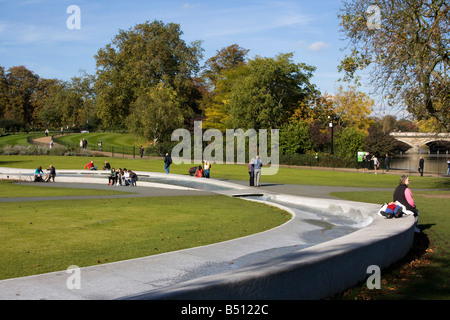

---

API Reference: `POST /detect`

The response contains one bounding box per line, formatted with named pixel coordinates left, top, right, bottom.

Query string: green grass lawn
left=0, top=133, right=44, bottom=147
left=0, top=180, right=135, bottom=198
left=54, top=132, right=148, bottom=152
left=0, top=192, right=290, bottom=280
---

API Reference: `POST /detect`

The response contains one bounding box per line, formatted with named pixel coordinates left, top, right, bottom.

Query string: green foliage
left=127, top=83, right=184, bottom=143
left=226, top=53, right=317, bottom=129
left=364, top=125, right=397, bottom=157
left=334, top=126, right=365, bottom=159
left=94, top=20, right=203, bottom=130
left=280, top=121, right=312, bottom=155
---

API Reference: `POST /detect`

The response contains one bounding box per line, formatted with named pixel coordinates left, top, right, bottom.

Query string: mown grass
left=0, top=180, right=135, bottom=198
left=0, top=133, right=43, bottom=147
left=54, top=132, right=149, bottom=150
left=0, top=193, right=291, bottom=280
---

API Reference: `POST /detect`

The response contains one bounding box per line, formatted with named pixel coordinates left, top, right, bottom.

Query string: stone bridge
left=390, top=132, right=450, bottom=153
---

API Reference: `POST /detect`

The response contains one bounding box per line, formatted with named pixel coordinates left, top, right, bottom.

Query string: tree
left=4, top=66, right=39, bottom=125
left=94, top=20, right=203, bottom=129
left=0, top=67, right=8, bottom=120
left=226, top=53, right=317, bottom=129
left=364, top=125, right=397, bottom=158
left=201, top=44, right=249, bottom=87
left=338, top=0, right=450, bottom=131
left=332, top=85, right=374, bottom=131
left=200, top=44, right=250, bottom=130
left=334, top=126, right=366, bottom=159
left=126, top=83, right=184, bottom=146
left=36, top=80, right=66, bottom=127
left=279, top=120, right=312, bottom=154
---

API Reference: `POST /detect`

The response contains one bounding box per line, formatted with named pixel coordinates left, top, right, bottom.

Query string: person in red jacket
left=84, top=160, right=97, bottom=170
left=195, top=165, right=204, bottom=177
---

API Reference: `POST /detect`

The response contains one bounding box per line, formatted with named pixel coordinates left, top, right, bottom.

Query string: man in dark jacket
left=418, top=157, right=424, bottom=176
left=164, top=153, right=172, bottom=174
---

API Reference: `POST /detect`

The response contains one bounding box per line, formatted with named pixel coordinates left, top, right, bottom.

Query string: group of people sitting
left=34, top=165, right=56, bottom=182
left=108, top=168, right=138, bottom=186
left=82, top=160, right=138, bottom=186
left=188, top=159, right=211, bottom=178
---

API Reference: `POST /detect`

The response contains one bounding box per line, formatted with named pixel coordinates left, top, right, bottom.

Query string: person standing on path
left=418, top=157, right=424, bottom=176
left=248, top=158, right=254, bottom=186
left=385, top=153, right=390, bottom=172
left=252, top=156, right=263, bottom=187
left=203, top=159, right=211, bottom=178
left=164, top=153, right=172, bottom=174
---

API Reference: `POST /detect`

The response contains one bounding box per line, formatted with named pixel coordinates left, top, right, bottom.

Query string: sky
left=0, top=0, right=390, bottom=116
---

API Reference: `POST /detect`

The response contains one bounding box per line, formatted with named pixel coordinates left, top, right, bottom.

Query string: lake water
left=389, top=153, right=449, bottom=175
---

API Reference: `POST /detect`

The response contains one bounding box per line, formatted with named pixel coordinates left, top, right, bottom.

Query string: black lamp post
left=328, top=115, right=339, bottom=155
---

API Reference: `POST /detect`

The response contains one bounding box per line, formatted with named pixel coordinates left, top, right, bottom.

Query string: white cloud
left=307, top=41, right=330, bottom=51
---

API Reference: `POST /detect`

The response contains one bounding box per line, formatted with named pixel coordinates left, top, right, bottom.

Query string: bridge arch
left=390, top=132, right=450, bottom=153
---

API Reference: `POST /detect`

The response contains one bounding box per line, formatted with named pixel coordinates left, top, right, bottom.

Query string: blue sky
left=1, top=0, right=354, bottom=99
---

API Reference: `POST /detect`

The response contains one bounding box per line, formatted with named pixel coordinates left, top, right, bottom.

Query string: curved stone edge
left=124, top=213, right=415, bottom=300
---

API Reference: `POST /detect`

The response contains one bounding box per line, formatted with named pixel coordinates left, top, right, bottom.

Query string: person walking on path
left=252, top=156, right=263, bottom=187
left=164, top=153, right=172, bottom=174
left=371, top=155, right=379, bottom=174
left=418, top=157, right=424, bottom=176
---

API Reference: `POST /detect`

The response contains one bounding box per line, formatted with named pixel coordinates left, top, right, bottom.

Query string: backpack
left=189, top=167, right=197, bottom=176
left=380, top=203, right=403, bottom=219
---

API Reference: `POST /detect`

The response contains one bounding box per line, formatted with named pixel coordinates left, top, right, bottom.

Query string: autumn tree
left=332, top=85, right=374, bottom=131
left=201, top=44, right=250, bottom=130
left=338, top=0, right=450, bottom=131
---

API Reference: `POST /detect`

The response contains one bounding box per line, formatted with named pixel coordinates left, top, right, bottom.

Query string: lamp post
left=328, top=116, right=334, bottom=155
left=328, top=115, right=339, bottom=155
